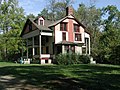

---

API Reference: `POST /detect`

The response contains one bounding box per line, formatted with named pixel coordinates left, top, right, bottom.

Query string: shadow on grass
left=0, top=64, right=120, bottom=90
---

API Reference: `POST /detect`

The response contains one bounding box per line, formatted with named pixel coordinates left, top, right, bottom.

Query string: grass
left=0, top=62, right=120, bottom=90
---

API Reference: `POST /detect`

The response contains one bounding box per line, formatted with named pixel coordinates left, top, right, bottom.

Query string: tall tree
left=38, top=8, right=49, bottom=19
left=27, top=13, right=35, bottom=19
left=38, top=0, right=74, bottom=20
left=0, top=0, right=25, bottom=60
left=99, top=5, right=120, bottom=64
left=75, top=4, right=102, bottom=57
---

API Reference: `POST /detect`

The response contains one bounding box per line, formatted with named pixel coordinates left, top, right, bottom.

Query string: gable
left=49, top=15, right=85, bottom=29
left=20, top=19, right=38, bottom=37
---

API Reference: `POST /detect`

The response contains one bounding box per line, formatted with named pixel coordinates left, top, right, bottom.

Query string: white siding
left=75, top=46, right=82, bottom=54
left=55, top=24, right=60, bottom=31
left=85, top=32, right=90, bottom=38
left=55, top=31, right=68, bottom=44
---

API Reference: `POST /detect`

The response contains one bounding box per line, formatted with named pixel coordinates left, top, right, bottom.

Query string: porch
left=21, top=30, right=53, bottom=64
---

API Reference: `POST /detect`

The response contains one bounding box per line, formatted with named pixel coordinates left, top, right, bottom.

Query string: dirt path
left=0, top=75, right=47, bottom=90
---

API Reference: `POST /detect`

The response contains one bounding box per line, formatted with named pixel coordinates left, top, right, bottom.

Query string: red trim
left=68, top=19, right=73, bottom=42
left=40, top=58, right=49, bottom=60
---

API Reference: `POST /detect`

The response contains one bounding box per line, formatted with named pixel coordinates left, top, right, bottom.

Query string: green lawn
left=0, top=62, right=120, bottom=90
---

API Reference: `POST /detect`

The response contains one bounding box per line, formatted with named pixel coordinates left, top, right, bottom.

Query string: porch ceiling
left=22, top=30, right=53, bottom=39
left=56, top=41, right=79, bottom=46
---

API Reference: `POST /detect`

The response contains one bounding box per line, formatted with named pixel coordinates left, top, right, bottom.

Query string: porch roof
left=56, top=41, right=78, bottom=45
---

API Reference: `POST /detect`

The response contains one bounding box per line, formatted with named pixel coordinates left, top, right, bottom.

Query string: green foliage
left=56, top=53, right=90, bottom=65
left=38, top=0, right=74, bottom=20
left=0, top=0, right=25, bottom=61
left=26, top=14, right=35, bottom=19
left=75, top=4, right=102, bottom=57
left=79, top=55, right=90, bottom=64
left=109, top=45, right=120, bottom=65
left=97, top=5, right=120, bottom=64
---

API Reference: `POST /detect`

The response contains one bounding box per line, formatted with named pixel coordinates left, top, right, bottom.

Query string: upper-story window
left=75, top=33, right=81, bottom=41
left=60, top=22, right=67, bottom=31
left=29, top=23, right=32, bottom=31
left=40, top=20, right=43, bottom=25
left=74, top=24, right=79, bottom=32
left=62, top=32, right=66, bottom=41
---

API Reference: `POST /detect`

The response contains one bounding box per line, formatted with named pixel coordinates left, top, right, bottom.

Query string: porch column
left=88, top=37, right=90, bottom=55
left=85, top=38, right=87, bottom=55
left=21, top=39, right=23, bottom=58
left=32, top=37, right=35, bottom=56
left=62, top=45, right=65, bottom=53
left=39, top=34, right=41, bottom=61
left=26, top=39, right=28, bottom=60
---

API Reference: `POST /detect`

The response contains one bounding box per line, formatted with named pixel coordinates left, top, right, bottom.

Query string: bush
left=56, top=53, right=90, bottom=65
left=109, top=45, right=120, bottom=65
left=78, top=55, right=90, bottom=64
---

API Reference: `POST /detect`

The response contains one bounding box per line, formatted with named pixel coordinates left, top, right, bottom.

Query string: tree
left=26, top=13, right=35, bottom=19
left=99, top=5, right=120, bottom=64
left=75, top=4, right=102, bottom=57
left=38, top=8, right=49, bottom=19
left=0, top=0, right=25, bottom=61
left=38, top=0, right=74, bottom=20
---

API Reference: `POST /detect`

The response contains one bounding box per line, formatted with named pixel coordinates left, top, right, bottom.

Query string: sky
left=18, top=0, right=120, bottom=16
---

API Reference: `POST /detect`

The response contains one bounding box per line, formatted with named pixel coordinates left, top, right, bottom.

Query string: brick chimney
left=66, top=6, right=73, bottom=16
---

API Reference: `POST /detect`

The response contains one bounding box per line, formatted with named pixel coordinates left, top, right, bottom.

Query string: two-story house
left=20, top=6, right=90, bottom=64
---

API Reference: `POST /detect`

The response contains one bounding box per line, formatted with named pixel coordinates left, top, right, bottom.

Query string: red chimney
left=66, top=6, right=73, bottom=16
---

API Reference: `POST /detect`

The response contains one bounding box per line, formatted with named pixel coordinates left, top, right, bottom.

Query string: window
left=82, top=47, right=86, bottom=54
left=75, top=33, right=81, bottom=41
left=62, top=32, right=66, bottom=41
left=29, top=24, right=32, bottom=31
left=74, top=24, right=79, bottom=32
left=60, top=22, right=67, bottom=31
left=40, top=20, right=43, bottom=25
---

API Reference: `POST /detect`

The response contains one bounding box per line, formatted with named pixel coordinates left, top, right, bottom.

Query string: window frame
left=75, top=33, right=81, bottom=41
left=40, top=20, right=43, bottom=25
left=60, top=22, right=67, bottom=31
left=62, top=32, right=66, bottom=41
left=74, top=24, right=79, bottom=32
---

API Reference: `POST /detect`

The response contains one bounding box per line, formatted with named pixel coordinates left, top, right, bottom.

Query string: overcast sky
left=18, top=0, right=120, bottom=16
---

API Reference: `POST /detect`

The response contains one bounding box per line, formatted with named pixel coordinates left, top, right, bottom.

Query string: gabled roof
left=48, top=14, right=86, bottom=28
left=29, top=18, right=51, bottom=31
left=21, top=14, right=87, bottom=37
left=20, top=18, right=52, bottom=37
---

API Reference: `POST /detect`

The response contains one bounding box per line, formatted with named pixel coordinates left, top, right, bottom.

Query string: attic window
left=29, top=24, right=32, bottom=31
left=40, top=20, right=43, bottom=25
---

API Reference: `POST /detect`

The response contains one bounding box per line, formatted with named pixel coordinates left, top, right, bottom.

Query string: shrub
left=56, top=53, right=90, bottom=65
left=55, top=53, right=68, bottom=65
left=78, top=55, right=90, bottom=64
left=109, top=45, right=120, bottom=65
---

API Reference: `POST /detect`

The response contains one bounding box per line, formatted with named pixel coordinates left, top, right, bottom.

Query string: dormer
left=38, top=16, right=44, bottom=25
left=34, top=16, right=44, bottom=26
